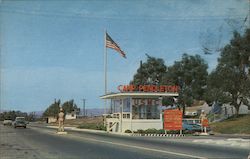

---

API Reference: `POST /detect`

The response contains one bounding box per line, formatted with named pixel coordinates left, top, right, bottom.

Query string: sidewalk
left=47, top=125, right=107, bottom=134
left=212, top=132, right=250, bottom=139
left=46, top=125, right=250, bottom=149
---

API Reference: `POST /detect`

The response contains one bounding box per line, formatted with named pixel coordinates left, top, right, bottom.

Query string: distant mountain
left=1, top=108, right=105, bottom=117
left=34, top=108, right=105, bottom=117
left=31, top=111, right=44, bottom=117
left=0, top=109, right=10, bottom=113
left=84, top=108, right=105, bottom=117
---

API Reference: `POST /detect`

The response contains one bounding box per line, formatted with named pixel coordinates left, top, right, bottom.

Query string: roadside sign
left=164, top=109, right=182, bottom=130
left=202, top=118, right=209, bottom=127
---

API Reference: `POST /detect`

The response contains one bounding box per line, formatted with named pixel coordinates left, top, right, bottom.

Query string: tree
left=205, top=29, right=250, bottom=116
left=26, top=112, right=36, bottom=122
left=203, top=71, right=230, bottom=105
left=61, top=99, right=79, bottom=114
left=130, top=54, right=167, bottom=85
left=163, top=54, right=208, bottom=115
left=0, top=110, right=29, bottom=121
left=43, top=99, right=61, bottom=117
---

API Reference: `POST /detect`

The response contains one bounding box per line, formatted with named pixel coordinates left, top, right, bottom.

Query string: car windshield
left=16, top=118, right=25, bottom=121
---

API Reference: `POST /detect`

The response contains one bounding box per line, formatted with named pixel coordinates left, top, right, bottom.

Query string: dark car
left=13, top=117, right=27, bottom=128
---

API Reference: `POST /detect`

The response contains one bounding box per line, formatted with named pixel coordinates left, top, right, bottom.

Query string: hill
left=210, top=115, right=250, bottom=134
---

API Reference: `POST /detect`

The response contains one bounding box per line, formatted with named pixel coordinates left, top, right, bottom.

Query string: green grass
left=77, top=123, right=106, bottom=131
left=210, top=114, right=250, bottom=134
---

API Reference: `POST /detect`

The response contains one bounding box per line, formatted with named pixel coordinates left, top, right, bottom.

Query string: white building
left=101, top=92, right=178, bottom=133
left=65, top=111, right=77, bottom=120
left=46, top=116, right=57, bottom=123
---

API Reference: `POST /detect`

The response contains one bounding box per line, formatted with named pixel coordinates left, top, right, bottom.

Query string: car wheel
left=24, top=126, right=26, bottom=128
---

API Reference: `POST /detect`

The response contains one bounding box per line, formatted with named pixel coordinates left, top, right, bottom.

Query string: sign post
left=164, top=109, right=183, bottom=134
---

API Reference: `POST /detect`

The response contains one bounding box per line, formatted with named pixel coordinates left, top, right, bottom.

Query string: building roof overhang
left=100, top=92, right=179, bottom=99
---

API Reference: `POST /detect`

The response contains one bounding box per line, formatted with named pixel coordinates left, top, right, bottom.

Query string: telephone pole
left=82, top=99, right=86, bottom=117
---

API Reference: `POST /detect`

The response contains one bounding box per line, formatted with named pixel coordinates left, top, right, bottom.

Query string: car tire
left=24, top=126, right=26, bottom=128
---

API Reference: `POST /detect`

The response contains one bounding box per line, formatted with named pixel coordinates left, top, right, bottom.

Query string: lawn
left=210, top=114, right=250, bottom=134
left=48, top=116, right=103, bottom=127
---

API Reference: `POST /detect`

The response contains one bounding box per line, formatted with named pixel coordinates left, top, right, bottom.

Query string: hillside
left=210, top=115, right=250, bottom=134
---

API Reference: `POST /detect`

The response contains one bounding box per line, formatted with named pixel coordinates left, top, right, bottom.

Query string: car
left=182, top=123, right=202, bottom=133
left=3, top=119, right=13, bottom=126
left=13, top=117, right=27, bottom=128
left=182, top=118, right=200, bottom=125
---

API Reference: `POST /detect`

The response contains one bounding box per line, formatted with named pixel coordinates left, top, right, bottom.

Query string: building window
left=123, top=113, right=130, bottom=119
left=111, top=99, right=121, bottom=113
left=132, top=98, right=160, bottom=119
left=123, top=98, right=131, bottom=112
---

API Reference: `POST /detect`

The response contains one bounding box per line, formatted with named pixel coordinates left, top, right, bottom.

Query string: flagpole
left=104, top=30, right=107, bottom=114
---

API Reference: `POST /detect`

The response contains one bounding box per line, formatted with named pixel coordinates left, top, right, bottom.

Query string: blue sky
left=0, top=0, right=249, bottom=112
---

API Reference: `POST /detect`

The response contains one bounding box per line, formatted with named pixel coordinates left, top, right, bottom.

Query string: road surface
left=0, top=123, right=249, bottom=159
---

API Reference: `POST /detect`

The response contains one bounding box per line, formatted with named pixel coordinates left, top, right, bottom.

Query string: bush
left=96, top=124, right=106, bottom=131
left=167, top=130, right=182, bottom=134
left=145, top=128, right=158, bottom=134
left=125, top=129, right=132, bottom=133
left=156, top=129, right=165, bottom=134
left=77, top=123, right=106, bottom=131
left=133, top=129, right=164, bottom=134
left=134, top=129, right=145, bottom=134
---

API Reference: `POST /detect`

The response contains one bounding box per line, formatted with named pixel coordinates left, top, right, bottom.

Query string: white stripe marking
left=72, top=135, right=207, bottom=159
left=32, top=126, right=206, bottom=158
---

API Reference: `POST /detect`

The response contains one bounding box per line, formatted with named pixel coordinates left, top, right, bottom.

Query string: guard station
left=100, top=85, right=179, bottom=133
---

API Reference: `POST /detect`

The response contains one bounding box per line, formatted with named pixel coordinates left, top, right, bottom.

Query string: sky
left=0, top=0, right=249, bottom=112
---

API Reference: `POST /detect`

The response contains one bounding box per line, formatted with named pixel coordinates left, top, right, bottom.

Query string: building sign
left=132, top=98, right=160, bottom=106
left=117, top=85, right=179, bottom=93
left=164, top=109, right=182, bottom=130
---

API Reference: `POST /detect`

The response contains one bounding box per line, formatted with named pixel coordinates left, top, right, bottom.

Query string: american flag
left=106, top=33, right=126, bottom=58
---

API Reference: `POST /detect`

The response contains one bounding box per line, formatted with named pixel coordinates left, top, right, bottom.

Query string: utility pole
left=82, top=99, right=86, bottom=117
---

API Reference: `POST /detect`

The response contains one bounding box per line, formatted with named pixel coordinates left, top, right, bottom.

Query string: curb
left=46, top=126, right=185, bottom=137
left=46, top=126, right=106, bottom=133
left=130, top=134, right=185, bottom=137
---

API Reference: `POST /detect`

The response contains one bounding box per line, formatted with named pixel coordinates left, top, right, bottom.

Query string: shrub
left=157, top=129, right=165, bottom=134
left=96, top=124, right=106, bottom=130
left=145, top=128, right=158, bottom=134
left=125, top=129, right=132, bottom=133
left=77, top=123, right=106, bottom=131
left=136, top=129, right=145, bottom=134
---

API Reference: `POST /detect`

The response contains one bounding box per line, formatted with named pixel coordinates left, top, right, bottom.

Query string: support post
left=104, top=30, right=107, bottom=114
left=82, top=98, right=86, bottom=117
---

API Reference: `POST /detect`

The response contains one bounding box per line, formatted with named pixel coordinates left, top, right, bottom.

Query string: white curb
left=130, top=134, right=185, bottom=137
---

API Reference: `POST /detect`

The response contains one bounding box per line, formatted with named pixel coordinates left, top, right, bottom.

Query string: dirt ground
left=48, top=116, right=103, bottom=127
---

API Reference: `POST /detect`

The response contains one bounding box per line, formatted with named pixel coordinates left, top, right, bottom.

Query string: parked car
left=182, top=123, right=202, bottom=133
left=13, top=117, right=27, bottom=128
left=182, top=118, right=200, bottom=125
left=182, top=119, right=211, bottom=133
left=3, top=119, right=13, bottom=126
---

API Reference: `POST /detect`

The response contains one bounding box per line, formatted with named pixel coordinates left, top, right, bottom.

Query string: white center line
left=31, top=126, right=207, bottom=159
left=70, top=134, right=207, bottom=159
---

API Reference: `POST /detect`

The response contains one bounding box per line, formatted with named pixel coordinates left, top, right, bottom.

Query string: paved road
left=0, top=124, right=249, bottom=159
